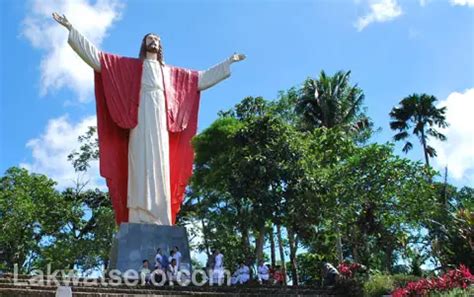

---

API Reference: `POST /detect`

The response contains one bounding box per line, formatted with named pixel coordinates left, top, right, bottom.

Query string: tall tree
left=389, top=93, right=448, bottom=167
left=0, top=167, right=64, bottom=273
left=0, top=167, right=115, bottom=274
left=329, top=144, right=436, bottom=270
left=295, top=70, right=372, bottom=141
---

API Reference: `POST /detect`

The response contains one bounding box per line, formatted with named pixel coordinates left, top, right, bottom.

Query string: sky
left=1, top=0, right=473, bottom=191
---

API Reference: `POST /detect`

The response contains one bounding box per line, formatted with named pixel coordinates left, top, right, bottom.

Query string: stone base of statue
left=108, top=223, right=191, bottom=276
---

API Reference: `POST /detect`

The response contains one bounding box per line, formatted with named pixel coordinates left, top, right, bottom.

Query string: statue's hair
left=139, top=33, right=164, bottom=65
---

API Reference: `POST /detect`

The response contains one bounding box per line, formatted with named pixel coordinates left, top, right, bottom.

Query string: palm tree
left=389, top=93, right=448, bottom=167
left=296, top=71, right=372, bottom=262
left=296, top=70, right=371, bottom=139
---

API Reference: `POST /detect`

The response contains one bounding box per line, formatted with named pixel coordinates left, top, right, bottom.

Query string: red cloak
left=94, top=53, right=200, bottom=225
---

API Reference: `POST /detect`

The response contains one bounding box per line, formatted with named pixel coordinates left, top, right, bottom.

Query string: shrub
left=392, top=265, right=474, bottom=297
left=430, top=287, right=474, bottom=297
left=363, top=274, right=394, bottom=297
left=391, top=274, right=421, bottom=288
left=338, top=262, right=367, bottom=279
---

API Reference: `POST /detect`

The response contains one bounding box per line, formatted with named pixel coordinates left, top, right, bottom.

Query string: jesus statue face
left=139, top=33, right=164, bottom=63
left=145, top=34, right=160, bottom=53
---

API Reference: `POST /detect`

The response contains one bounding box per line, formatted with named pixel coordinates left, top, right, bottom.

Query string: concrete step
left=0, top=276, right=342, bottom=296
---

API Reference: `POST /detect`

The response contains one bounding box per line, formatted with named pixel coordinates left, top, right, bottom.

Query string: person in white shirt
left=168, top=250, right=175, bottom=266
left=154, top=248, right=163, bottom=270
left=173, top=246, right=182, bottom=269
left=212, top=249, right=224, bottom=284
left=167, top=259, right=179, bottom=283
left=231, top=262, right=250, bottom=285
left=257, top=260, right=270, bottom=284
left=139, top=260, right=151, bottom=285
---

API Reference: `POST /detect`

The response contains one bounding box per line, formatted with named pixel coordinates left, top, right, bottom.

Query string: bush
left=392, top=265, right=474, bottom=297
left=363, top=274, right=422, bottom=297
left=431, top=287, right=474, bottom=297
left=363, top=274, right=394, bottom=297
left=391, top=274, right=421, bottom=288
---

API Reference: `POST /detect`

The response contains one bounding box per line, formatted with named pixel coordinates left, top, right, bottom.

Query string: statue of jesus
left=53, top=13, right=245, bottom=226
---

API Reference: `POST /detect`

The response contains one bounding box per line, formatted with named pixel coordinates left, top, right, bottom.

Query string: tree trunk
left=255, top=224, right=266, bottom=264
left=385, top=246, right=393, bottom=273
left=241, top=225, right=251, bottom=261
left=197, top=196, right=211, bottom=257
left=287, top=227, right=299, bottom=285
left=421, top=128, right=430, bottom=167
left=276, top=224, right=287, bottom=285
left=335, top=226, right=343, bottom=263
left=270, top=226, right=276, bottom=267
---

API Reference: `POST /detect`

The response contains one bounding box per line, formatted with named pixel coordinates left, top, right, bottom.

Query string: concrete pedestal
left=109, top=223, right=191, bottom=274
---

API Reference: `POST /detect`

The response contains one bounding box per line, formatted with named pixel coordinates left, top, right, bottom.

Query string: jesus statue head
left=139, top=33, right=164, bottom=64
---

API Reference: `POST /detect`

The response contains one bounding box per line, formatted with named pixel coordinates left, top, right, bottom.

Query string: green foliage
left=35, top=187, right=116, bottom=273
left=363, top=274, right=394, bottom=297
left=295, top=70, right=373, bottom=142
left=67, top=126, right=99, bottom=172
left=0, top=167, right=115, bottom=274
left=390, top=274, right=421, bottom=288
left=389, top=93, right=448, bottom=167
left=183, top=96, right=305, bottom=269
left=293, top=252, right=323, bottom=285
left=427, top=184, right=474, bottom=271
left=430, top=288, right=474, bottom=297
left=0, top=167, right=64, bottom=272
left=182, top=83, right=452, bottom=279
left=363, top=274, right=421, bottom=297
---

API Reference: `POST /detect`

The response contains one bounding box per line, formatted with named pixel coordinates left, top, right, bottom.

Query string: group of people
left=139, top=246, right=183, bottom=284
left=139, top=247, right=290, bottom=286
left=231, top=260, right=285, bottom=285
left=207, top=251, right=286, bottom=286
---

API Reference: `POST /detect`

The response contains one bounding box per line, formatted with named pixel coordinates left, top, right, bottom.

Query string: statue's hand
left=52, top=12, right=72, bottom=30
left=230, top=53, right=246, bottom=63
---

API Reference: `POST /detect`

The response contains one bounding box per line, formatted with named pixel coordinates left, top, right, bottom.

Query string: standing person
left=52, top=13, right=245, bottom=226
left=212, top=249, right=224, bottom=284
left=206, top=249, right=216, bottom=279
left=173, top=246, right=182, bottom=269
left=168, top=250, right=176, bottom=267
left=154, top=248, right=163, bottom=270
left=257, top=260, right=270, bottom=284
left=160, top=251, right=169, bottom=273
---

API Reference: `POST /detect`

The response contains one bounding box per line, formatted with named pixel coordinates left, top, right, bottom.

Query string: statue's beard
left=146, top=43, right=159, bottom=53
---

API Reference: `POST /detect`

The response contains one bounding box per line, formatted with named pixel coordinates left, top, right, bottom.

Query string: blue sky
left=1, top=0, right=473, bottom=189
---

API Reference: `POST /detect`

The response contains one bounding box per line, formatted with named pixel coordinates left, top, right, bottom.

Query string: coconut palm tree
left=296, top=70, right=372, bottom=262
left=389, top=93, right=448, bottom=167
left=296, top=70, right=371, bottom=140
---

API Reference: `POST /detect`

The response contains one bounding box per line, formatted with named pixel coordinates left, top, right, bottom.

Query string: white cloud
left=432, top=88, right=474, bottom=185
left=451, top=0, right=474, bottom=7
left=355, top=0, right=402, bottom=31
left=22, top=0, right=123, bottom=102
left=21, top=115, right=105, bottom=190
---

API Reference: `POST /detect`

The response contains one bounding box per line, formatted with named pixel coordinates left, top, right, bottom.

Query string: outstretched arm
left=198, top=53, right=246, bottom=91
left=52, top=12, right=101, bottom=72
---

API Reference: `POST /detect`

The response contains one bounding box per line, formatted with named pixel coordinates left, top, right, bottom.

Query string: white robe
left=174, top=251, right=182, bottom=269
left=257, top=264, right=269, bottom=281
left=231, top=265, right=250, bottom=285
left=68, top=28, right=231, bottom=225
left=212, top=253, right=224, bottom=283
